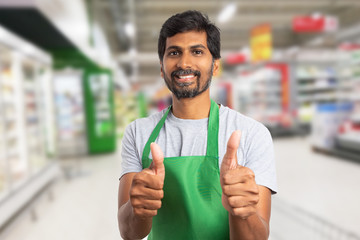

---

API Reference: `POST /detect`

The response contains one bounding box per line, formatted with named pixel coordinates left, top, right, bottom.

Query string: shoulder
left=125, top=109, right=166, bottom=135
left=219, top=105, right=268, bottom=133
left=219, top=105, right=272, bottom=152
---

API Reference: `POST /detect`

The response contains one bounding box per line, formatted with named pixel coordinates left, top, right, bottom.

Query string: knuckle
left=223, top=174, right=231, bottom=184
left=222, top=185, right=230, bottom=195
left=221, top=175, right=226, bottom=184
left=247, top=183, right=258, bottom=194
left=228, top=196, right=237, bottom=207
left=243, top=168, right=254, bottom=177
left=158, top=190, right=164, bottom=199
left=156, top=200, right=162, bottom=209
left=130, top=198, right=140, bottom=207
left=253, top=195, right=260, bottom=205
left=158, top=180, right=164, bottom=189
left=233, top=208, right=243, bottom=217
left=129, top=188, right=135, bottom=196
left=252, top=185, right=259, bottom=194
left=129, top=187, right=138, bottom=197
left=132, top=176, right=143, bottom=185
left=152, top=210, right=158, bottom=216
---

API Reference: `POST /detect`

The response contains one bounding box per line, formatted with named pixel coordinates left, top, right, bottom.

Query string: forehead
left=165, top=31, right=208, bottom=49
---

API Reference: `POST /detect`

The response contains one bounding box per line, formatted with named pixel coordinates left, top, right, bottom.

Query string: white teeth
left=179, top=75, right=194, bottom=79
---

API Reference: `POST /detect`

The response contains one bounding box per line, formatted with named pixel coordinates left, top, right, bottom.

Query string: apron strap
left=142, top=99, right=219, bottom=160
left=206, top=99, right=219, bottom=157
left=142, top=106, right=172, bottom=161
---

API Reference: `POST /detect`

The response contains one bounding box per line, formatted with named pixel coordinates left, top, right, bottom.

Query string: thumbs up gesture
left=129, top=143, right=165, bottom=218
left=220, top=130, right=260, bottom=219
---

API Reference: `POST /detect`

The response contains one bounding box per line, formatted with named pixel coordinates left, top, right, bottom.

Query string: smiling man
left=118, top=10, right=277, bottom=240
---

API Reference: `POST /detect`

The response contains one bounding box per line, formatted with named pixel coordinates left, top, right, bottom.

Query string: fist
left=130, top=143, right=165, bottom=218
left=220, top=130, right=259, bottom=219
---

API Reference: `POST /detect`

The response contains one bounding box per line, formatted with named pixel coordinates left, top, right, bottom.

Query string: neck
left=171, top=90, right=211, bottom=119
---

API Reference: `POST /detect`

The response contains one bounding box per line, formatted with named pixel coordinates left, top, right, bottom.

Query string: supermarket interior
left=1, top=0, right=360, bottom=239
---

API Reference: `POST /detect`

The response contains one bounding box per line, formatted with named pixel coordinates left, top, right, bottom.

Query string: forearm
left=118, top=200, right=152, bottom=239
left=229, top=212, right=269, bottom=240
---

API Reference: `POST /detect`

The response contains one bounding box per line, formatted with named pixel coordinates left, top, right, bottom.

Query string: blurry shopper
left=118, top=10, right=277, bottom=240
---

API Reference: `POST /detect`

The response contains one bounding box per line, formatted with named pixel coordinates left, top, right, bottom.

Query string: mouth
left=175, top=74, right=196, bottom=83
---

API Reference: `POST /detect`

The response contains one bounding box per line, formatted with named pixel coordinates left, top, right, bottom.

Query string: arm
left=118, top=173, right=150, bottom=239
left=117, top=143, right=165, bottom=240
left=221, top=131, right=272, bottom=240
left=228, top=186, right=271, bottom=240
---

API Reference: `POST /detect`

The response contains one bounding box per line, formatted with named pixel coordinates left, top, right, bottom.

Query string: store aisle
left=1, top=151, right=122, bottom=240
left=270, top=136, right=360, bottom=240
left=2, top=137, right=360, bottom=240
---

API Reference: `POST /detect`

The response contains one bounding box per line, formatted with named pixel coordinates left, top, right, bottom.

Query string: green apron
left=142, top=100, right=229, bottom=240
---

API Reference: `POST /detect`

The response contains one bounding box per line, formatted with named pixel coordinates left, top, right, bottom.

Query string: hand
left=220, top=130, right=259, bottom=219
left=130, top=143, right=165, bottom=218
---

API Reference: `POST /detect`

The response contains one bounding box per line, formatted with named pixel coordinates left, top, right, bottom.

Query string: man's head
left=158, top=10, right=221, bottom=100
left=158, top=10, right=221, bottom=62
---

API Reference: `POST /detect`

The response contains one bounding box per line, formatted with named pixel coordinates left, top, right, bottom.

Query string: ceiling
left=91, top=0, right=360, bottom=86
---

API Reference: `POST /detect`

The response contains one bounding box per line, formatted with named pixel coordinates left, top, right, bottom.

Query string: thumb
left=221, top=130, right=241, bottom=172
left=149, top=142, right=165, bottom=181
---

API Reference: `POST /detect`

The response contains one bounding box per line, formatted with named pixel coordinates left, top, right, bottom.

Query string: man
left=118, top=10, right=277, bottom=240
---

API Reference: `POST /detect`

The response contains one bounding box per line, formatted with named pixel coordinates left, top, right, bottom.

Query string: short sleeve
left=244, top=123, right=277, bottom=194
left=120, top=122, right=142, bottom=179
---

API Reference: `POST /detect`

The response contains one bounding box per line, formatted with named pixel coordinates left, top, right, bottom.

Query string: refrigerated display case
left=53, top=70, right=87, bottom=157
left=83, top=70, right=116, bottom=153
left=0, top=25, right=58, bottom=228
left=0, top=44, right=25, bottom=196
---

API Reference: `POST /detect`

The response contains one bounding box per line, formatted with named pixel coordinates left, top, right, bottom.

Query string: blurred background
left=0, top=0, right=360, bottom=239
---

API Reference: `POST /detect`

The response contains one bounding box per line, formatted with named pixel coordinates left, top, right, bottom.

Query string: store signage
left=339, top=43, right=360, bottom=51
left=293, top=15, right=338, bottom=32
left=250, top=24, right=272, bottom=62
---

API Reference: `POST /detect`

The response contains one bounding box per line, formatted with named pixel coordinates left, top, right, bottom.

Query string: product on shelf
left=334, top=49, right=360, bottom=155
left=53, top=71, right=87, bottom=157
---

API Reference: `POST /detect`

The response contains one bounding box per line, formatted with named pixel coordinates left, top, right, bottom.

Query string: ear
left=212, top=59, right=221, bottom=76
left=160, top=61, right=164, bottom=78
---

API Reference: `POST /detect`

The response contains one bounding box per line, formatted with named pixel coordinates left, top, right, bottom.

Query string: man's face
left=160, top=31, right=220, bottom=99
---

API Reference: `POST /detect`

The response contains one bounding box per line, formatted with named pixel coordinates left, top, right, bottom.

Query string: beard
left=163, top=61, right=214, bottom=100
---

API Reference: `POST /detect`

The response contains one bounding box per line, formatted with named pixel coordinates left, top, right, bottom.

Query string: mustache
left=171, top=69, right=201, bottom=78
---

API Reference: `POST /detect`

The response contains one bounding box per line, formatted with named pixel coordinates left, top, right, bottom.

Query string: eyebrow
left=190, top=44, right=206, bottom=49
left=165, top=44, right=207, bottom=52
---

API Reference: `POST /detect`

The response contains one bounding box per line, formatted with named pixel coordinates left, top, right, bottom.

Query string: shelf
left=350, top=114, right=360, bottom=123
left=312, top=145, right=360, bottom=162
left=336, top=133, right=360, bottom=152
left=297, top=96, right=313, bottom=103
left=297, top=85, right=337, bottom=93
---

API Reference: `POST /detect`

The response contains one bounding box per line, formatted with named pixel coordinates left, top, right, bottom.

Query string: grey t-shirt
left=121, top=105, right=277, bottom=193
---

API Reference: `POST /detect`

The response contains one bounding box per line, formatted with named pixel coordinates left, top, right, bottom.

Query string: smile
left=175, top=74, right=197, bottom=83
left=178, top=74, right=195, bottom=79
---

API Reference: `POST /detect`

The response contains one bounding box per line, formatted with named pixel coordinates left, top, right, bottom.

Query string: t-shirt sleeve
left=244, top=123, right=278, bottom=194
left=120, top=122, right=142, bottom=179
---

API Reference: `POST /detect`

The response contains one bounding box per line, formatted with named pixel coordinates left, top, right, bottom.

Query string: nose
left=176, top=52, right=192, bottom=69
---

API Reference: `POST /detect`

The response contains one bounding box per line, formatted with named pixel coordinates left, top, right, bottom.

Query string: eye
left=168, top=51, right=180, bottom=56
left=193, top=50, right=203, bottom=55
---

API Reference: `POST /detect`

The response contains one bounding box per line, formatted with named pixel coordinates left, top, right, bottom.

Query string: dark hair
left=158, top=10, right=221, bottom=61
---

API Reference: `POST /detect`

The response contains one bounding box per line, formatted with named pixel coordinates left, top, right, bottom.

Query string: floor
left=1, top=136, right=360, bottom=240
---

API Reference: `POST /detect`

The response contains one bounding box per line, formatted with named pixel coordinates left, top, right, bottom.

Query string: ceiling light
left=124, top=22, right=135, bottom=38
left=218, top=3, right=237, bottom=23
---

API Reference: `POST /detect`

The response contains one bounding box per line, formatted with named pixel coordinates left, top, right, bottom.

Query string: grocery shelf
left=312, top=145, right=360, bottom=162
left=336, top=133, right=360, bottom=153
